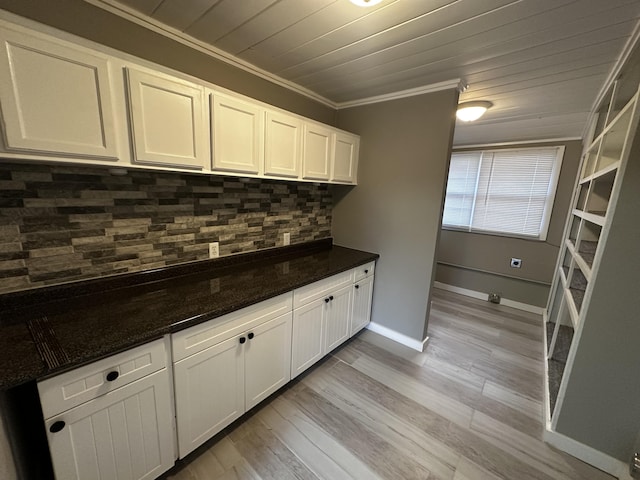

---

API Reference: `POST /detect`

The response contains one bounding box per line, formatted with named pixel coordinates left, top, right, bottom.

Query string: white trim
left=365, top=322, right=428, bottom=352
left=453, top=137, right=581, bottom=149
left=543, top=428, right=627, bottom=478
left=83, top=0, right=336, bottom=108
left=433, top=282, right=545, bottom=315
left=334, top=79, right=463, bottom=109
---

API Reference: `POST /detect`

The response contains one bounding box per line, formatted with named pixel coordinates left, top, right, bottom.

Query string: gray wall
left=554, top=123, right=640, bottom=461
left=436, top=140, right=582, bottom=307
left=0, top=0, right=336, bottom=125
left=332, top=89, right=459, bottom=342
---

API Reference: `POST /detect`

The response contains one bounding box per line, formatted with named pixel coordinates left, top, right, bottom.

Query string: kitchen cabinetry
left=331, top=131, right=360, bottom=184
left=211, top=92, right=263, bottom=175
left=172, top=293, right=292, bottom=458
left=37, top=338, right=175, bottom=480
left=126, top=67, right=207, bottom=170
left=0, top=26, right=119, bottom=160
left=351, top=262, right=375, bottom=335
left=302, top=122, right=333, bottom=181
left=264, top=110, right=302, bottom=178
left=0, top=15, right=361, bottom=184
left=291, top=269, right=359, bottom=378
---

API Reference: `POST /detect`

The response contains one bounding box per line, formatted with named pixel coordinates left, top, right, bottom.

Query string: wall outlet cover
left=209, top=242, right=219, bottom=258
left=283, top=232, right=291, bottom=246
left=488, top=293, right=501, bottom=304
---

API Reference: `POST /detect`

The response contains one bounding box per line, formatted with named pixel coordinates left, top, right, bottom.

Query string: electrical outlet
left=283, top=232, right=290, bottom=246
left=209, top=242, right=219, bottom=258
left=488, top=293, right=501, bottom=304
left=510, top=257, right=522, bottom=268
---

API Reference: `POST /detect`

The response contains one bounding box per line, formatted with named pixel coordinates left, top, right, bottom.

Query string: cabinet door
left=302, top=123, right=332, bottom=181
left=126, top=68, right=207, bottom=169
left=45, top=369, right=174, bottom=480
left=291, top=300, right=325, bottom=379
left=351, top=275, right=374, bottom=336
left=0, top=28, right=118, bottom=159
left=264, top=110, right=302, bottom=178
left=331, top=131, right=359, bottom=184
left=324, top=285, right=353, bottom=353
left=173, top=335, right=244, bottom=458
left=244, top=312, right=292, bottom=410
left=211, top=93, right=263, bottom=174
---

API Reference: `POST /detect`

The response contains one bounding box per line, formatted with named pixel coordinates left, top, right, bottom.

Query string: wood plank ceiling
left=94, top=0, right=640, bottom=145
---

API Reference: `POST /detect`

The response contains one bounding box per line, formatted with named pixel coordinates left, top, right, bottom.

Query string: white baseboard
left=544, top=428, right=628, bottom=478
left=365, top=322, right=428, bottom=352
left=433, top=282, right=545, bottom=315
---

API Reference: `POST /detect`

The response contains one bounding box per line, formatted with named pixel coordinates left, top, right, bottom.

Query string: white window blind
left=442, top=146, right=564, bottom=240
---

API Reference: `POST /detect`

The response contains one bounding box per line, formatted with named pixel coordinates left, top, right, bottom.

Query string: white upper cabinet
left=0, top=27, right=119, bottom=160
left=211, top=92, right=263, bottom=174
left=302, top=122, right=333, bottom=181
left=264, top=110, right=302, bottom=178
left=0, top=17, right=360, bottom=183
left=332, top=131, right=360, bottom=184
left=126, top=67, right=207, bottom=170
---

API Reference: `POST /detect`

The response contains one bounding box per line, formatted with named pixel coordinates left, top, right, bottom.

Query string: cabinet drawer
left=354, top=261, right=375, bottom=282
left=172, top=292, right=292, bottom=362
left=38, top=338, right=167, bottom=419
left=293, top=270, right=354, bottom=309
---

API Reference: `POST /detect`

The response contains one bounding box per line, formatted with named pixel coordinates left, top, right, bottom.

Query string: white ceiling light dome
left=349, top=0, right=384, bottom=7
left=456, top=101, right=493, bottom=122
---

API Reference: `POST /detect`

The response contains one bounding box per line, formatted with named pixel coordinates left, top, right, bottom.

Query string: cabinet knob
left=106, top=371, right=119, bottom=382
left=239, top=336, right=246, bottom=344
left=248, top=332, right=254, bottom=340
left=49, top=421, right=65, bottom=433
left=355, top=284, right=360, bottom=289
left=364, top=269, right=368, bottom=274
left=325, top=298, right=330, bottom=303
left=329, top=295, right=334, bottom=301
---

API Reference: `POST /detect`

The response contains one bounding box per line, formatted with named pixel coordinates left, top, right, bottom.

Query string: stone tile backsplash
left=0, top=162, right=332, bottom=294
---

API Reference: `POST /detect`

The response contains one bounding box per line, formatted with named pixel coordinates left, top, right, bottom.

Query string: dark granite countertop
left=0, top=239, right=378, bottom=390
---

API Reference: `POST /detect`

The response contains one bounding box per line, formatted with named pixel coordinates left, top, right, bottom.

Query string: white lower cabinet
left=351, top=274, right=374, bottom=335
left=36, top=263, right=374, bottom=478
left=291, top=300, right=325, bottom=379
left=38, top=338, right=175, bottom=480
left=324, top=285, right=353, bottom=353
left=291, top=269, right=370, bottom=379
left=172, top=295, right=292, bottom=458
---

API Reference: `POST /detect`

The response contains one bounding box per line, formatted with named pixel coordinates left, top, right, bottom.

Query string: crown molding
left=83, top=1, right=463, bottom=112
left=83, top=0, right=338, bottom=108
left=335, top=79, right=464, bottom=109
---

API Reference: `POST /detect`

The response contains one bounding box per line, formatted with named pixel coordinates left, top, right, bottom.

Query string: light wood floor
left=163, top=289, right=614, bottom=480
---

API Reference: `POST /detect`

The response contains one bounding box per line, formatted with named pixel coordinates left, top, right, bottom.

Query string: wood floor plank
left=161, top=288, right=613, bottom=480
left=302, top=362, right=459, bottom=480
left=482, top=381, right=543, bottom=420
left=345, top=335, right=542, bottom=438
left=324, top=360, right=562, bottom=480
left=285, top=384, right=435, bottom=479
left=268, top=396, right=382, bottom=480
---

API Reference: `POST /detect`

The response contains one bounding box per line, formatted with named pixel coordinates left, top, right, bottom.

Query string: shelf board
left=579, top=160, right=620, bottom=184
left=572, top=209, right=606, bottom=227
left=565, top=239, right=592, bottom=281
left=563, top=287, right=579, bottom=328
left=585, top=91, right=637, bottom=152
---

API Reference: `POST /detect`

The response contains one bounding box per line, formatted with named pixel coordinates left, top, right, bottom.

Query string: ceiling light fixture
left=456, top=101, right=493, bottom=122
left=349, top=0, right=384, bottom=7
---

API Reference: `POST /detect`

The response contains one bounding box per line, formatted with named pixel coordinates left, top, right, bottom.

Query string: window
left=442, top=146, right=564, bottom=240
